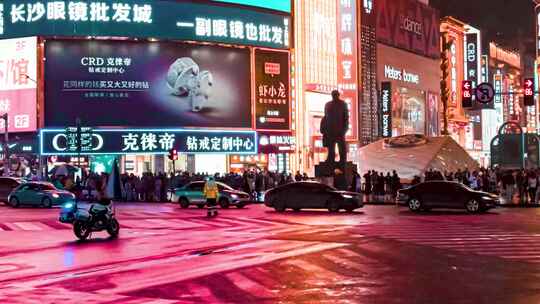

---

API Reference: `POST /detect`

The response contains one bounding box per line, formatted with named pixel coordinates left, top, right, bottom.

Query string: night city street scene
left=1, top=0, right=540, bottom=303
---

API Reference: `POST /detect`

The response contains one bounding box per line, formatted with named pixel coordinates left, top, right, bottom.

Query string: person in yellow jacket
left=203, top=176, right=219, bottom=217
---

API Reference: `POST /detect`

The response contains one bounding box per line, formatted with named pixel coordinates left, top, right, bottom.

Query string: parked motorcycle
left=59, top=200, right=120, bottom=240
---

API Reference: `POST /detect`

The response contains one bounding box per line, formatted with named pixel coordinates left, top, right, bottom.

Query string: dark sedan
left=396, top=181, right=500, bottom=213
left=264, top=181, right=363, bottom=213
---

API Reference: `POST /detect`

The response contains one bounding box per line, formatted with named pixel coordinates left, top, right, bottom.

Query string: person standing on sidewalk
left=204, top=176, right=219, bottom=217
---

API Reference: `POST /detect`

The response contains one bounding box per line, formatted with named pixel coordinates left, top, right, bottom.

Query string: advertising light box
left=0, top=0, right=290, bottom=49
left=254, top=49, right=290, bottom=130
left=213, top=0, right=291, bottom=13
left=40, top=128, right=258, bottom=155
left=45, top=40, right=252, bottom=129
left=0, top=37, right=38, bottom=133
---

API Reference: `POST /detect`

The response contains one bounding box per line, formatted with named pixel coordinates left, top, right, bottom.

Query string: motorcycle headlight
left=63, top=202, right=74, bottom=209
left=52, top=193, right=60, bottom=198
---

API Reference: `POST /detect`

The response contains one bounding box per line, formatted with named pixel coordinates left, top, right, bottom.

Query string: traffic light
left=461, top=80, right=473, bottom=108
left=524, top=78, right=535, bottom=106
left=168, top=149, right=178, bottom=161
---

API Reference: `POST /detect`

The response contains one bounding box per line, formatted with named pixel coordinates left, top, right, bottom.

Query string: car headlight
left=63, top=202, right=74, bottom=209
left=481, top=196, right=494, bottom=201
left=342, top=194, right=353, bottom=199
left=52, top=193, right=60, bottom=198
left=230, top=194, right=239, bottom=199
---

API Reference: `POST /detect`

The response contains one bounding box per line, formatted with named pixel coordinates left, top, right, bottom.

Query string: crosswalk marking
left=184, top=282, right=221, bottom=303
left=224, top=272, right=275, bottom=298
left=9, top=222, right=45, bottom=231
left=359, top=223, right=540, bottom=264
left=285, top=259, right=345, bottom=280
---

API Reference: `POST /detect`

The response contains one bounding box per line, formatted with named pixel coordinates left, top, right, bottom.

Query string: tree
left=440, top=33, right=452, bottom=136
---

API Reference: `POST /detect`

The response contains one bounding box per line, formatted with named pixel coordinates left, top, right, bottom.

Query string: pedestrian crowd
left=48, top=165, right=540, bottom=206
left=70, top=170, right=311, bottom=202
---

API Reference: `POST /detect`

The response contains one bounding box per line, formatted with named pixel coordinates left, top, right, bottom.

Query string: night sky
left=430, top=0, right=536, bottom=55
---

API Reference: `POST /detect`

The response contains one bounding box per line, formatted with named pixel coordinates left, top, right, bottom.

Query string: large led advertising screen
left=45, top=40, right=252, bottom=129
left=0, top=1, right=290, bottom=50
left=375, top=0, right=440, bottom=59
left=213, top=0, right=291, bottom=13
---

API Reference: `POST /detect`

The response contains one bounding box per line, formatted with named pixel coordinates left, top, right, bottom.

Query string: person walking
left=203, top=176, right=219, bottom=217
left=527, top=171, right=538, bottom=205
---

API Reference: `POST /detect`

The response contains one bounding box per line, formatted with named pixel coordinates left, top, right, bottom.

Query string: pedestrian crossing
left=358, top=222, right=540, bottom=264
left=0, top=216, right=309, bottom=234
left=106, top=245, right=388, bottom=303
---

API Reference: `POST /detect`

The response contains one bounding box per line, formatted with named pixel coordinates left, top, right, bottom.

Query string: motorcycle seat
left=90, top=204, right=109, bottom=216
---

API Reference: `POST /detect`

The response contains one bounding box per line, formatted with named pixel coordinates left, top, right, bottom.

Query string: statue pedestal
left=315, top=161, right=356, bottom=190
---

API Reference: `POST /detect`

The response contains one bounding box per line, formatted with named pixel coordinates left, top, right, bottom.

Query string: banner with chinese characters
left=336, top=0, right=358, bottom=141
left=0, top=1, right=290, bottom=50
left=257, top=131, right=295, bottom=154
left=0, top=37, right=38, bottom=133
left=254, top=49, right=290, bottom=130
left=45, top=39, right=252, bottom=129
left=40, top=128, right=257, bottom=155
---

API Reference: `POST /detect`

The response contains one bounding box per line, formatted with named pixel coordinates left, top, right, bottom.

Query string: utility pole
left=1, top=113, right=8, bottom=176
left=76, top=118, right=82, bottom=172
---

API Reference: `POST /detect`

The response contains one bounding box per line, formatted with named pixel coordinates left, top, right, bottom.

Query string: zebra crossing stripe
left=189, top=218, right=231, bottom=228
left=184, top=282, right=221, bottom=303
left=9, top=222, right=45, bottom=231
left=284, top=259, right=345, bottom=280
left=224, top=272, right=276, bottom=298
left=213, top=217, right=251, bottom=227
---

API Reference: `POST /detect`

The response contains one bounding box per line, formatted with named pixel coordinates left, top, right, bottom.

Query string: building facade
left=0, top=0, right=293, bottom=176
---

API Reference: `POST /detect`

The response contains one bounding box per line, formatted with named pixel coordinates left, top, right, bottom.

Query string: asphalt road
left=1, top=202, right=540, bottom=304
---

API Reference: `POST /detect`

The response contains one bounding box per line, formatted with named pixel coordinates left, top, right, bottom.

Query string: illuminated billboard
left=0, top=1, right=290, bottom=49
left=45, top=40, right=253, bottom=129
left=376, top=0, right=440, bottom=59
left=254, top=49, right=290, bottom=130
left=40, top=128, right=258, bottom=155
left=213, top=0, right=291, bottom=13
left=0, top=37, right=38, bottom=133
left=337, top=0, right=359, bottom=141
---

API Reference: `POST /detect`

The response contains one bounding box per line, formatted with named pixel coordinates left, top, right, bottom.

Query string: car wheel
left=179, top=197, right=190, bottom=209
left=408, top=198, right=422, bottom=212
left=274, top=200, right=286, bottom=212
left=9, top=197, right=19, bottom=208
left=236, top=203, right=245, bottom=209
left=42, top=198, right=52, bottom=208
left=327, top=200, right=340, bottom=213
left=197, top=204, right=205, bottom=209
left=219, top=198, right=230, bottom=209
left=466, top=199, right=481, bottom=213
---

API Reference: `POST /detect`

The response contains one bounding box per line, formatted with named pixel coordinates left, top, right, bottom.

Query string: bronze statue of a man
left=320, top=90, right=349, bottom=166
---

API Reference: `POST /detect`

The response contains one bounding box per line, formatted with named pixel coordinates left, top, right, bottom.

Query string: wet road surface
left=1, top=202, right=540, bottom=303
